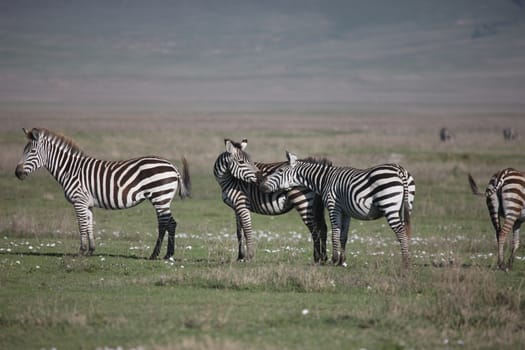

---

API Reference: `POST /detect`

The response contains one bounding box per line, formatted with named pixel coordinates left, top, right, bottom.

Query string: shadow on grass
left=0, top=250, right=147, bottom=260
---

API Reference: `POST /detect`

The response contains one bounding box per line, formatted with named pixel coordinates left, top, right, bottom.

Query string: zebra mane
left=300, top=156, right=333, bottom=167
left=33, top=128, right=85, bottom=155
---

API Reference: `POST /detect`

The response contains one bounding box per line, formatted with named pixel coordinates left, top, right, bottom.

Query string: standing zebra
left=503, top=128, right=518, bottom=141
left=468, top=169, right=524, bottom=270
left=214, top=139, right=327, bottom=262
left=15, top=128, right=191, bottom=259
left=260, top=151, right=415, bottom=269
left=440, top=127, right=454, bottom=143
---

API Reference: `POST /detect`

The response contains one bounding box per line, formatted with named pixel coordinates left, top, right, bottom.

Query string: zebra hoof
left=78, top=248, right=90, bottom=257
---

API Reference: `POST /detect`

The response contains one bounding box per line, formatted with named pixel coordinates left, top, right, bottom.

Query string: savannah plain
left=0, top=109, right=524, bottom=350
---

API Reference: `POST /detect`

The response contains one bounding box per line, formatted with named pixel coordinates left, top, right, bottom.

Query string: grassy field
left=1, top=110, right=525, bottom=349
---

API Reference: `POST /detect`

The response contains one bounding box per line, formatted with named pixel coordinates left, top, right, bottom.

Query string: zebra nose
left=15, top=165, right=27, bottom=180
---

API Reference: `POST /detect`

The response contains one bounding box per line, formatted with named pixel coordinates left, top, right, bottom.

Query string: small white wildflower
left=180, top=265, right=185, bottom=269
left=28, top=246, right=33, bottom=250
left=35, top=265, right=40, bottom=269
left=16, top=260, right=20, bottom=265
left=342, top=262, right=348, bottom=267
left=169, top=257, right=175, bottom=262
left=185, top=245, right=192, bottom=250
left=301, top=309, right=309, bottom=315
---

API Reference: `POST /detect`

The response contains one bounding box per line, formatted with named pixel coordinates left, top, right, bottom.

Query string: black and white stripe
left=214, top=139, right=327, bottom=262
left=469, top=169, right=524, bottom=270
left=260, top=151, right=415, bottom=269
left=15, top=128, right=191, bottom=259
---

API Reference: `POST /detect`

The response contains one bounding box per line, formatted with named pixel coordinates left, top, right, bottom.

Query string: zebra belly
left=347, top=205, right=382, bottom=221
left=222, top=190, right=293, bottom=215
left=344, top=196, right=383, bottom=221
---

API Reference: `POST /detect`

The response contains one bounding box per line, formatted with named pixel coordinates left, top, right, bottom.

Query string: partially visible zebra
left=260, top=151, right=415, bottom=269
left=440, top=127, right=454, bottom=143
left=15, top=128, right=191, bottom=259
left=214, top=139, right=327, bottom=262
left=503, top=128, right=518, bottom=141
left=468, top=169, right=524, bottom=270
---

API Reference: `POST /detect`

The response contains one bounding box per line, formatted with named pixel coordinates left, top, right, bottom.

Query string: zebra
left=440, top=127, right=454, bottom=143
left=503, top=128, right=518, bottom=141
left=468, top=169, right=524, bottom=270
left=260, top=151, right=415, bottom=269
left=15, top=128, right=191, bottom=259
left=214, top=139, right=327, bottom=263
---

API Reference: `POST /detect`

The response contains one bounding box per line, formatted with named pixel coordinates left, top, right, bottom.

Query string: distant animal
left=260, top=151, right=415, bottom=270
left=15, top=128, right=191, bottom=259
left=213, top=139, right=327, bottom=262
left=468, top=169, right=524, bottom=270
left=503, top=128, right=518, bottom=141
left=440, top=127, right=454, bottom=142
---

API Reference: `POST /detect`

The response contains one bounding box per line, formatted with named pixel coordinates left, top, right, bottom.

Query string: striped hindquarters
left=337, top=163, right=414, bottom=222
left=486, top=168, right=525, bottom=230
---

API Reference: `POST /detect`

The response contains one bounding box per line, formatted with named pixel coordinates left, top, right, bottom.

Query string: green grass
left=1, top=112, right=525, bottom=349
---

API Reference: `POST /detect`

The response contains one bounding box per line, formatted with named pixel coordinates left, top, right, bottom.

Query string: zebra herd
left=440, top=126, right=519, bottom=143
left=14, top=127, right=522, bottom=271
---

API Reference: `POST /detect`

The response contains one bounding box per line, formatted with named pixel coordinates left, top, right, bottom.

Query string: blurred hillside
left=1, top=0, right=524, bottom=114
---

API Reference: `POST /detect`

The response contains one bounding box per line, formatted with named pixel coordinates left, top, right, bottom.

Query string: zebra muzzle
left=15, top=165, right=27, bottom=180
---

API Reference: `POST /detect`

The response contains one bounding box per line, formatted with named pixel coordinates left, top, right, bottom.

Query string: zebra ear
left=225, top=139, right=236, bottom=154
left=286, top=151, right=298, bottom=167
left=23, top=128, right=38, bottom=140
left=241, top=139, right=248, bottom=150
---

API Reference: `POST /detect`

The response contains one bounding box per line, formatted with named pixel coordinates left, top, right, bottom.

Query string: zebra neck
left=213, top=153, right=234, bottom=185
left=296, top=162, right=330, bottom=194
left=46, top=147, right=87, bottom=185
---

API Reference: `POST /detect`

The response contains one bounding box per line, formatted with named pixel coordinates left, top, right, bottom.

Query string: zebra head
left=224, top=138, right=260, bottom=183
left=260, top=151, right=299, bottom=193
left=15, top=128, right=47, bottom=180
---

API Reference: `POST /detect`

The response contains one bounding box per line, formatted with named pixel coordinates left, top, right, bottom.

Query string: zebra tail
left=403, top=199, right=412, bottom=240
left=399, top=169, right=412, bottom=240
left=179, top=157, right=191, bottom=199
left=468, top=173, right=485, bottom=196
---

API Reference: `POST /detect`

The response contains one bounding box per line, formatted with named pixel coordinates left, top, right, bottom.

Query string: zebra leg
left=301, top=213, right=324, bottom=264
left=150, top=213, right=170, bottom=260
left=86, top=208, right=95, bottom=255
left=310, top=195, right=328, bottom=263
left=163, top=215, right=177, bottom=260
left=235, top=214, right=246, bottom=261
left=340, top=215, right=350, bottom=264
left=386, top=214, right=410, bottom=270
left=497, top=215, right=517, bottom=270
left=236, top=208, right=255, bottom=261
left=73, top=202, right=93, bottom=256
left=328, top=209, right=344, bottom=266
left=319, top=223, right=328, bottom=264
left=508, top=222, right=521, bottom=270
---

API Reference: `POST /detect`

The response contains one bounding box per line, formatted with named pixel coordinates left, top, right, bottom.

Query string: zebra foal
left=15, top=128, right=191, bottom=259
left=260, top=151, right=415, bottom=269
left=214, top=139, right=327, bottom=262
left=469, top=169, right=524, bottom=270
